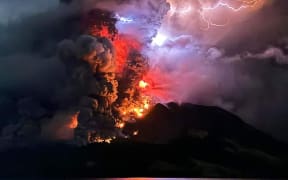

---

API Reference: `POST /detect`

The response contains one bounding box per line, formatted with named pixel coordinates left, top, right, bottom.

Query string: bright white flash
left=152, top=33, right=168, bottom=46
left=115, top=13, right=133, bottom=24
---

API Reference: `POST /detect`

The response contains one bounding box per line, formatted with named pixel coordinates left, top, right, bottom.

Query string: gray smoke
left=0, top=0, right=58, bottom=24
left=1, top=0, right=288, bottom=146
left=140, top=0, right=288, bottom=142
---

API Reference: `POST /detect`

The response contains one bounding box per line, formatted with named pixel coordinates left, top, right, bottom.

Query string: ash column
left=58, top=35, right=118, bottom=145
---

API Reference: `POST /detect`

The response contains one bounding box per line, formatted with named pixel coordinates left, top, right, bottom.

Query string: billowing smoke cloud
left=0, top=1, right=83, bottom=146
left=0, top=0, right=58, bottom=24
left=76, top=0, right=170, bottom=43
left=1, top=0, right=288, bottom=146
left=0, top=0, right=164, bottom=147
left=41, top=110, right=79, bottom=141
left=138, top=0, right=288, bottom=142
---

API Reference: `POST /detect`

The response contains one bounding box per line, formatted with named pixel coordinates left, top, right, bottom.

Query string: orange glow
left=113, top=35, right=142, bottom=74
left=90, top=25, right=141, bottom=73
left=69, top=112, right=79, bottom=129
left=98, top=26, right=111, bottom=38
left=143, top=99, right=150, bottom=110
left=139, top=80, right=149, bottom=89
left=118, top=96, right=153, bottom=120
left=89, top=23, right=153, bottom=122
left=89, top=25, right=115, bottom=39
left=133, top=96, right=152, bottom=118
left=133, top=130, right=139, bottom=136
left=93, top=136, right=114, bottom=144
left=134, top=108, right=144, bottom=118
left=116, top=122, right=125, bottom=129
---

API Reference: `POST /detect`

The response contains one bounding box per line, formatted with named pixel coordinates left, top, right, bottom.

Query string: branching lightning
left=200, top=0, right=263, bottom=29
left=168, top=0, right=263, bottom=30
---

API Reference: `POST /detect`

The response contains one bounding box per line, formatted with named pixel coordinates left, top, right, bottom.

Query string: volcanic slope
left=0, top=103, right=288, bottom=178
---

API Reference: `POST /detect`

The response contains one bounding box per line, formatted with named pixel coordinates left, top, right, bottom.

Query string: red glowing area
left=133, top=130, right=139, bottom=136
left=139, top=68, right=183, bottom=103
left=89, top=25, right=152, bottom=121
left=113, top=35, right=142, bottom=74
left=90, top=25, right=142, bottom=74
left=116, top=122, right=125, bottom=129
left=98, top=26, right=111, bottom=38
left=68, top=112, right=80, bottom=129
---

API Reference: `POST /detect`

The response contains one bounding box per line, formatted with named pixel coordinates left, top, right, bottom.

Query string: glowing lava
left=133, top=130, right=139, bottom=136
left=92, top=136, right=115, bottom=144
left=139, top=80, right=149, bottom=89
left=90, top=25, right=141, bottom=74
left=68, top=112, right=80, bottom=129
left=119, top=96, right=152, bottom=120
left=116, top=122, right=125, bottom=129
left=89, top=23, right=153, bottom=124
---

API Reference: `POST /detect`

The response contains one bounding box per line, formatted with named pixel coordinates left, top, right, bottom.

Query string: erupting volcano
left=56, top=2, right=170, bottom=145
left=2, top=0, right=288, bottom=178
left=55, top=0, right=271, bottom=145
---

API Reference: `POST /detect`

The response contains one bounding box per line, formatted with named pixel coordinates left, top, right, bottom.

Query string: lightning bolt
left=168, top=0, right=263, bottom=30
left=115, top=13, right=134, bottom=24
left=200, top=0, right=262, bottom=29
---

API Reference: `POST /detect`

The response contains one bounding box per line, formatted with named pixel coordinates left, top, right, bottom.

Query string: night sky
left=0, top=0, right=288, bottom=145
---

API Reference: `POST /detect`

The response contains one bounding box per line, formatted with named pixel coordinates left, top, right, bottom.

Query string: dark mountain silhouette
left=125, top=103, right=287, bottom=156
left=0, top=103, right=287, bottom=178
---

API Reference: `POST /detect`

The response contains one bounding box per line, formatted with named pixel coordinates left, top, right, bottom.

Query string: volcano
left=1, top=0, right=288, bottom=178
left=0, top=103, right=287, bottom=178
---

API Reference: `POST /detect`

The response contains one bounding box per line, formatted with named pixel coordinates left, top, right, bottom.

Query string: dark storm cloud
left=0, top=0, right=288, bottom=144
left=0, top=54, right=66, bottom=96
left=210, top=46, right=288, bottom=142
left=212, top=0, right=288, bottom=141
left=0, top=0, right=78, bottom=145
left=218, top=0, right=288, bottom=53
left=142, top=0, right=288, bottom=142
left=0, top=0, right=80, bottom=98
left=0, top=0, right=58, bottom=24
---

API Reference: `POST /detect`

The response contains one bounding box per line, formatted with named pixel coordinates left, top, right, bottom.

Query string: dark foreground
left=0, top=103, right=287, bottom=178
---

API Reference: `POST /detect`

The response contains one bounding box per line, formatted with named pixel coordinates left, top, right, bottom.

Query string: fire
left=83, top=10, right=155, bottom=143
left=133, top=97, right=152, bottom=118
left=98, top=26, right=111, bottom=38
left=89, top=24, right=152, bottom=119
left=116, top=122, right=125, bottom=129
left=68, top=112, right=79, bottom=129
left=139, top=80, right=149, bottom=89
left=92, top=27, right=151, bottom=118
left=118, top=96, right=152, bottom=120
left=133, top=130, right=139, bottom=136
left=134, top=108, right=144, bottom=118
left=92, top=136, right=114, bottom=144
left=113, top=35, right=142, bottom=74
left=144, top=100, right=150, bottom=110
left=90, top=25, right=141, bottom=74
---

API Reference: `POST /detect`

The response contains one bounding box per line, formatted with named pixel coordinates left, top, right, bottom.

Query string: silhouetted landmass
left=0, top=103, right=287, bottom=178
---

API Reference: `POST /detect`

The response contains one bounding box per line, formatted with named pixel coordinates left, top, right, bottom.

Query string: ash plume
left=57, top=34, right=117, bottom=144
left=140, top=0, right=288, bottom=142
left=0, top=0, right=288, bottom=147
left=0, top=0, right=151, bottom=146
